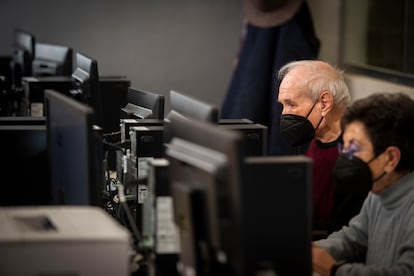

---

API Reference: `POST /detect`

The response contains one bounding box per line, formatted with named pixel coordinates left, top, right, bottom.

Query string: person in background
left=221, top=0, right=320, bottom=156
left=312, top=92, right=414, bottom=276
left=278, top=60, right=363, bottom=236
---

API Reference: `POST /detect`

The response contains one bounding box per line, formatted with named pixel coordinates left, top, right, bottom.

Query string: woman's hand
left=312, top=244, right=336, bottom=276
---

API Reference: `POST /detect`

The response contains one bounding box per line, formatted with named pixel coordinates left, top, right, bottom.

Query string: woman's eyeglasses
left=338, top=141, right=361, bottom=160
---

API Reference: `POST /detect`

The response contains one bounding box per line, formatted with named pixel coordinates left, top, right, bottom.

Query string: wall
left=308, top=0, right=341, bottom=65
left=346, top=74, right=414, bottom=101
left=2, top=0, right=413, bottom=111
left=0, top=0, right=243, bottom=108
left=309, top=0, right=414, bottom=100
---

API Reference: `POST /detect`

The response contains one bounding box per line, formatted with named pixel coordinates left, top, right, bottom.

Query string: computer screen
left=13, top=29, right=35, bottom=57
left=168, top=138, right=232, bottom=275
left=11, top=29, right=35, bottom=88
left=166, top=112, right=313, bottom=276
left=167, top=90, right=219, bottom=123
left=45, top=89, right=102, bottom=206
left=71, top=52, right=102, bottom=127
left=0, top=77, right=7, bottom=115
left=0, top=124, right=50, bottom=206
left=120, top=87, right=165, bottom=120
left=219, top=123, right=268, bottom=156
left=165, top=112, right=244, bottom=275
left=32, top=42, right=73, bottom=77
left=240, top=155, right=313, bottom=276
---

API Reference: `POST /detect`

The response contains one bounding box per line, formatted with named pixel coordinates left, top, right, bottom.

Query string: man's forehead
left=279, top=86, right=311, bottom=102
left=280, top=70, right=309, bottom=92
left=280, top=69, right=306, bottom=87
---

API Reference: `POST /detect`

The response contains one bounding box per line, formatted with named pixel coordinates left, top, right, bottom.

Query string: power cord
left=118, top=184, right=142, bottom=249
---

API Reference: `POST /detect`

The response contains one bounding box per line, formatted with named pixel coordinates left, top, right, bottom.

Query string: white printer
left=0, top=206, right=131, bottom=276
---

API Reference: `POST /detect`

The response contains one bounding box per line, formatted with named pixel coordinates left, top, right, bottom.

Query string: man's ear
left=384, top=146, right=401, bottom=172
left=319, top=91, right=334, bottom=116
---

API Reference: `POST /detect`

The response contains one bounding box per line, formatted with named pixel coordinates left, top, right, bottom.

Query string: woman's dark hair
left=342, top=93, right=414, bottom=172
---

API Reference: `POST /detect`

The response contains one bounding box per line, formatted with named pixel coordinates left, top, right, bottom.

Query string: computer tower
left=99, top=76, right=131, bottom=170
left=142, top=159, right=179, bottom=276
left=129, top=125, right=165, bottom=233
left=120, top=118, right=164, bottom=141
left=22, top=76, right=73, bottom=116
left=219, top=123, right=268, bottom=156
left=99, top=76, right=131, bottom=133
left=130, top=126, right=165, bottom=161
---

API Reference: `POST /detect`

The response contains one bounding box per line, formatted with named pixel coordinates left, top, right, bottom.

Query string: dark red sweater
left=306, top=139, right=340, bottom=226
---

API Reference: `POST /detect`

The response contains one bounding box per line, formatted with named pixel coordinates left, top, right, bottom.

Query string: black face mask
left=280, top=102, right=323, bottom=147
left=332, top=154, right=374, bottom=196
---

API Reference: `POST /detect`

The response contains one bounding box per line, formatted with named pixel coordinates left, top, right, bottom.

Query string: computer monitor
left=45, top=89, right=102, bottom=206
left=240, top=155, right=313, bottom=276
left=71, top=52, right=102, bottom=127
left=219, top=123, right=268, bottom=156
left=165, top=112, right=244, bottom=275
left=120, top=87, right=165, bottom=120
left=167, top=90, right=219, bottom=123
left=0, top=124, right=50, bottom=206
left=166, top=113, right=313, bottom=276
left=0, top=77, right=7, bottom=115
left=11, top=29, right=35, bottom=89
left=32, top=42, right=73, bottom=77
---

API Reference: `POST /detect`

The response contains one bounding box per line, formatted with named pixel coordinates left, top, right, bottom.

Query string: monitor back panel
left=237, top=155, right=313, bottom=276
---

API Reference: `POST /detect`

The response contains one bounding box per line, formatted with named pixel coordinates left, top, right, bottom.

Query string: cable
left=118, top=184, right=142, bottom=250
left=103, top=130, right=121, bottom=137
left=103, top=139, right=131, bottom=152
left=102, top=139, right=131, bottom=189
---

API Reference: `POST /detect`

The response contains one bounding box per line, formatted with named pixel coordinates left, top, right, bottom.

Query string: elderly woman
left=313, top=93, right=414, bottom=276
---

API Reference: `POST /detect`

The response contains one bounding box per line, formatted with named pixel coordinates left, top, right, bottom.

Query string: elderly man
left=277, top=60, right=357, bottom=235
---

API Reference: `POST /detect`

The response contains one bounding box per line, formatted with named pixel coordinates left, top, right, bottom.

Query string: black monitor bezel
left=13, top=29, right=35, bottom=58
left=11, top=29, right=35, bottom=83
left=71, top=52, right=102, bottom=127
left=0, top=124, right=49, bottom=206
left=44, top=89, right=101, bottom=206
